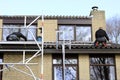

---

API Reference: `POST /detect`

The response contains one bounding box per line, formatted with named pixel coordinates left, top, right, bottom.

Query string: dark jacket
left=6, top=32, right=27, bottom=41
left=95, top=29, right=109, bottom=41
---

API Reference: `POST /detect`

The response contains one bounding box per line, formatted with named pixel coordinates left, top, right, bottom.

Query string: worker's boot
left=95, top=42, right=99, bottom=47
left=102, top=42, right=107, bottom=47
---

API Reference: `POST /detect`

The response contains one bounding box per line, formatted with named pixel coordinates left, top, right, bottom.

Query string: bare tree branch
left=106, top=16, right=120, bottom=44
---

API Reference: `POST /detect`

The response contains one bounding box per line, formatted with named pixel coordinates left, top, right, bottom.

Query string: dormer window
left=58, top=25, right=91, bottom=41
left=2, top=24, right=37, bottom=41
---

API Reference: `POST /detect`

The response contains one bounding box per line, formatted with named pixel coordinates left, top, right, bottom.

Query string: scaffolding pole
left=40, top=14, right=44, bottom=80
left=62, top=44, right=65, bottom=80
left=62, top=31, right=66, bottom=80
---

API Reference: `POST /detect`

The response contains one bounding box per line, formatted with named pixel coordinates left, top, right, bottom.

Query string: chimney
left=92, top=6, right=98, bottom=11
left=89, top=6, right=99, bottom=16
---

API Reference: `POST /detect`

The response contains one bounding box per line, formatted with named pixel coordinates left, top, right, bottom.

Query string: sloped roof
left=0, top=15, right=91, bottom=19
left=0, top=41, right=120, bottom=54
left=0, top=15, right=92, bottom=24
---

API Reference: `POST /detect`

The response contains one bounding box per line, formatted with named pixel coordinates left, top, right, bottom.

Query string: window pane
left=76, top=26, right=91, bottom=41
left=20, top=26, right=27, bottom=37
left=53, top=58, right=77, bottom=64
left=3, top=25, right=19, bottom=41
left=54, top=66, right=77, bottom=80
left=59, top=26, right=74, bottom=40
left=65, top=66, right=77, bottom=80
left=53, top=59, right=62, bottom=64
left=0, top=59, right=2, bottom=63
left=90, top=66, right=115, bottom=80
left=54, top=66, right=63, bottom=80
left=90, top=57, right=114, bottom=65
left=65, top=59, right=77, bottom=64
left=21, top=25, right=36, bottom=40
left=0, top=54, right=3, bottom=63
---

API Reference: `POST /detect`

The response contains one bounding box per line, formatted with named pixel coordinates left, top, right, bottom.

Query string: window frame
left=58, top=24, right=92, bottom=41
left=52, top=54, right=79, bottom=80
left=89, top=54, right=116, bottom=80
left=2, top=24, right=37, bottom=41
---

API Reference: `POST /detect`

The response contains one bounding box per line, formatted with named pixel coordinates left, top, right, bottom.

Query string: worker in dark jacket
left=94, top=27, right=109, bottom=47
left=6, top=32, right=27, bottom=41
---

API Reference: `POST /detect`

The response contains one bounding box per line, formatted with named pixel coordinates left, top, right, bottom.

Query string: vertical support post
left=24, top=16, right=26, bottom=27
left=62, top=31, right=65, bottom=80
left=69, top=40, right=71, bottom=49
left=62, top=44, right=65, bottom=80
left=23, top=50, right=25, bottom=63
left=56, top=31, right=59, bottom=49
left=24, top=16, right=28, bottom=37
left=40, top=15, right=44, bottom=80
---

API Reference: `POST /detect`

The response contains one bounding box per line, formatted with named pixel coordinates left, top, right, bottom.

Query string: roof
left=0, top=41, right=120, bottom=54
left=0, top=15, right=92, bottom=25
left=0, top=15, right=92, bottom=19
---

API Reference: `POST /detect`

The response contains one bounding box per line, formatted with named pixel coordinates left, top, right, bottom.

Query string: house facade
left=0, top=7, right=120, bottom=80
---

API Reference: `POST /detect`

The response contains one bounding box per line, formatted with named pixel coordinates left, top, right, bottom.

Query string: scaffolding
left=0, top=16, right=44, bottom=80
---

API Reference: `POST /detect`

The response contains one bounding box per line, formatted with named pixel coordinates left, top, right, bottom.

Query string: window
left=76, top=26, right=91, bottom=41
left=53, top=54, right=78, bottom=80
left=59, top=26, right=74, bottom=40
left=90, top=55, right=116, bottom=80
left=2, top=25, right=37, bottom=41
left=58, top=25, right=91, bottom=41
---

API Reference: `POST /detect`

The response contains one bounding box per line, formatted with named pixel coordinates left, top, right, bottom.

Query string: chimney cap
left=92, top=6, right=98, bottom=10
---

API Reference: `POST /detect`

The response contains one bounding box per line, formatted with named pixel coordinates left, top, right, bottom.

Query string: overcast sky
left=0, top=0, right=120, bottom=19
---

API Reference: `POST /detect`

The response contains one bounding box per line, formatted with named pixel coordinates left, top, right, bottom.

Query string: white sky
left=0, top=0, right=120, bottom=19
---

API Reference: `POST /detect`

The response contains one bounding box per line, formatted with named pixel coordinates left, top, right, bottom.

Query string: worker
left=6, top=32, right=27, bottom=41
left=94, top=27, right=109, bottom=47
